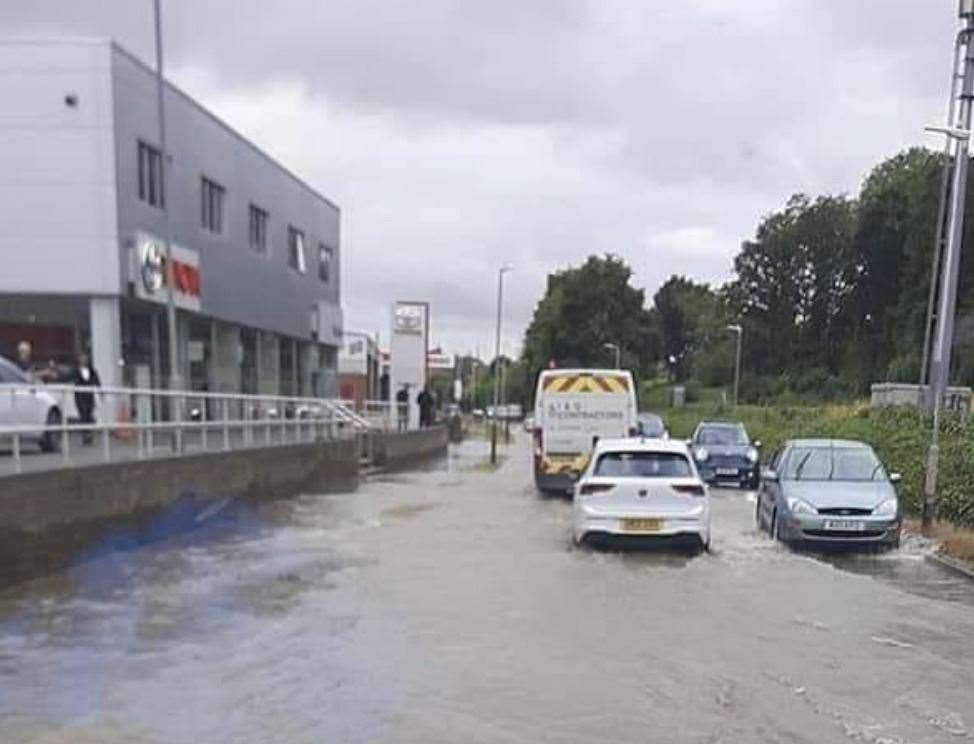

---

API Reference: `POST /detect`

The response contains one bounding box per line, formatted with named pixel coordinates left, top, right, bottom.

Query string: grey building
left=0, top=38, right=342, bottom=400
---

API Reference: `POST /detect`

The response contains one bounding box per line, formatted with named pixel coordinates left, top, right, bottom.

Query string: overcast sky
left=2, top=1, right=956, bottom=357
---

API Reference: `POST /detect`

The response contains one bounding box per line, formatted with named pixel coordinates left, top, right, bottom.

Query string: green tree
left=725, top=194, right=857, bottom=391
left=653, top=276, right=724, bottom=382
left=851, top=148, right=943, bottom=383
left=521, top=255, right=660, bottom=397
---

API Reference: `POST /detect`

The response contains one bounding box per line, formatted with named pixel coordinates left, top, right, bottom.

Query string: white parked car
left=0, top=355, right=63, bottom=452
left=572, top=438, right=711, bottom=552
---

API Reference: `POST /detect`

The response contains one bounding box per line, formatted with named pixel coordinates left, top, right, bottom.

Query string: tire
left=39, top=407, right=62, bottom=453
left=770, top=509, right=780, bottom=542
left=755, top=497, right=765, bottom=532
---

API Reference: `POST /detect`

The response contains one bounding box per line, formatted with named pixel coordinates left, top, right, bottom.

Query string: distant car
left=523, top=414, right=535, bottom=432
left=690, top=421, right=760, bottom=489
left=635, top=412, right=668, bottom=439
left=756, top=439, right=902, bottom=549
left=573, top=438, right=711, bottom=552
left=0, top=355, right=63, bottom=452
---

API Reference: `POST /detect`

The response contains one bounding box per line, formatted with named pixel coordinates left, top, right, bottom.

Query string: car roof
left=697, top=421, right=745, bottom=428
left=785, top=438, right=870, bottom=449
left=539, top=368, right=632, bottom=377
left=594, top=437, right=689, bottom=454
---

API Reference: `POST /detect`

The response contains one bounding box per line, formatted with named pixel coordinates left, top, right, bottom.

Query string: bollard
left=223, top=399, right=230, bottom=451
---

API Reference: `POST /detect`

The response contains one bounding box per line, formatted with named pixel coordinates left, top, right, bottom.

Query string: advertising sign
left=389, top=301, right=429, bottom=429
left=129, top=232, right=201, bottom=311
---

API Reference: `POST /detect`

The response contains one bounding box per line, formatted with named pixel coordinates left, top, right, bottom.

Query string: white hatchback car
left=0, top=355, right=63, bottom=452
left=573, top=438, right=711, bottom=551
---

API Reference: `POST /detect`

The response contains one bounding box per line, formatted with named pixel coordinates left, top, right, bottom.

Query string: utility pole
left=921, top=25, right=966, bottom=395
left=923, top=0, right=974, bottom=529
left=726, top=324, right=742, bottom=407
left=154, top=0, right=180, bottom=398
left=490, top=265, right=513, bottom=465
left=501, top=356, right=510, bottom=443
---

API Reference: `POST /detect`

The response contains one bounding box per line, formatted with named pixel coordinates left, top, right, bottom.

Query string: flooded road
left=2, top=435, right=973, bottom=743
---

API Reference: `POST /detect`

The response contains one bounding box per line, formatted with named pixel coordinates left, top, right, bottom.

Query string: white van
left=532, top=368, right=638, bottom=494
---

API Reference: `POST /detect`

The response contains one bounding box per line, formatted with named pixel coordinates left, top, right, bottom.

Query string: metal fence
left=0, top=382, right=393, bottom=475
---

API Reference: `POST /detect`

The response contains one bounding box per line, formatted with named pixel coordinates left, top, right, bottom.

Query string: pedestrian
left=15, top=341, right=35, bottom=379
left=417, top=387, right=433, bottom=428
left=71, top=352, right=101, bottom=444
left=396, top=385, right=410, bottom=432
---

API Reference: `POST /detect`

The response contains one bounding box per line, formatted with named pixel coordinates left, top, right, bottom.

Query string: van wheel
left=40, top=408, right=62, bottom=453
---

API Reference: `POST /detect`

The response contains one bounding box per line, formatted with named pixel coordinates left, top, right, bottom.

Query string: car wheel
left=39, top=408, right=62, bottom=453
left=770, top=509, right=780, bottom=542
left=755, top=497, right=765, bottom=531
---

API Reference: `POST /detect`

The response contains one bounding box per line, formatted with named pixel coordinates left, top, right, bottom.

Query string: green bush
left=649, top=401, right=974, bottom=526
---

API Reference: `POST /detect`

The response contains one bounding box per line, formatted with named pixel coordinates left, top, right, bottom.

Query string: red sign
left=168, top=259, right=201, bottom=297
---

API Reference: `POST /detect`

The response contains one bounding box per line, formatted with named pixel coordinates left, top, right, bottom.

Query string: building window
left=318, top=243, right=333, bottom=283
left=200, top=177, right=225, bottom=234
left=287, top=226, right=306, bottom=273
left=249, top=204, right=269, bottom=254
left=137, top=141, right=164, bottom=208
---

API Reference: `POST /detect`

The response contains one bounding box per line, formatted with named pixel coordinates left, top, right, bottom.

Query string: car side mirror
left=753, top=440, right=762, bottom=449
left=889, top=472, right=902, bottom=484
left=762, top=468, right=778, bottom=483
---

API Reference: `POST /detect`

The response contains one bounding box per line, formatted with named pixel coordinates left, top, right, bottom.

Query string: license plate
left=716, top=468, right=738, bottom=476
left=621, top=518, right=663, bottom=532
left=823, top=519, right=866, bottom=531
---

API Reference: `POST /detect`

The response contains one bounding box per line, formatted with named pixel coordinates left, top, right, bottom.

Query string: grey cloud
left=0, top=1, right=958, bottom=355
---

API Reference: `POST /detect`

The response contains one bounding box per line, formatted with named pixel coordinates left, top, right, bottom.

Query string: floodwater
left=1, top=436, right=973, bottom=743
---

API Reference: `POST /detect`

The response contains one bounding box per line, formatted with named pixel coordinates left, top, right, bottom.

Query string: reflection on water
left=816, top=548, right=974, bottom=608
left=1, top=440, right=972, bottom=744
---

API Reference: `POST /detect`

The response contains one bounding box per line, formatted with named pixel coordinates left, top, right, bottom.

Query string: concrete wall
left=373, top=426, right=448, bottom=467
left=0, top=429, right=447, bottom=586
left=0, top=40, right=119, bottom=295
left=0, top=438, right=357, bottom=585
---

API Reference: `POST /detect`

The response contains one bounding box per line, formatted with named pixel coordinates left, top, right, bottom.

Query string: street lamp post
left=490, top=265, right=513, bottom=465
left=726, top=324, right=742, bottom=407
left=922, top=0, right=974, bottom=530
left=603, top=342, right=621, bottom=370
left=153, top=0, right=179, bottom=393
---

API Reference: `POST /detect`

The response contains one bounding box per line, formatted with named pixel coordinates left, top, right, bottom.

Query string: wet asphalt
left=1, top=434, right=973, bottom=744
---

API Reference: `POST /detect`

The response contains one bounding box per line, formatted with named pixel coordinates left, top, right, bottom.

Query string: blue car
left=690, top=421, right=761, bottom=489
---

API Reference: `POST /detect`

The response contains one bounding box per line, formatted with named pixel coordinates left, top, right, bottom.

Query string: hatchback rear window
left=594, top=452, right=693, bottom=478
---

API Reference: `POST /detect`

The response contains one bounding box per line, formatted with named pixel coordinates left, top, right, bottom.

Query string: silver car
left=756, top=439, right=902, bottom=548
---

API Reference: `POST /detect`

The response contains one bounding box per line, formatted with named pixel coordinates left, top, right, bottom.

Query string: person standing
left=72, top=352, right=101, bottom=444
left=15, top=341, right=35, bottom=379
left=417, top=387, right=433, bottom=428
left=395, top=385, right=410, bottom=432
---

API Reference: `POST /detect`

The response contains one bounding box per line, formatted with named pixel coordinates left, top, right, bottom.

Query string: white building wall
left=0, top=40, right=119, bottom=295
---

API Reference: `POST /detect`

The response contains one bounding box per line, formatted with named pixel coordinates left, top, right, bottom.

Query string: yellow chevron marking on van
left=542, top=453, right=591, bottom=475
left=543, top=374, right=629, bottom=394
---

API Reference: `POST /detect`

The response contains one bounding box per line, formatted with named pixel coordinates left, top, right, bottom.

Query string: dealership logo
left=394, top=304, right=425, bottom=335
left=138, top=238, right=201, bottom=299
left=141, top=241, right=165, bottom=293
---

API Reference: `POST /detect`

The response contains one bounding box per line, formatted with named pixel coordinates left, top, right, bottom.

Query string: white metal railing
left=0, top=382, right=388, bottom=475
